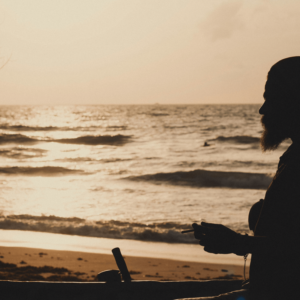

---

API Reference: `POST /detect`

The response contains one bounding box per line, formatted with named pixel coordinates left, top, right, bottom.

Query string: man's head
left=260, top=57, right=300, bottom=151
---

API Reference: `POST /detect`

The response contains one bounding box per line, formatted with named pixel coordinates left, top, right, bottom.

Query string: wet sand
left=0, top=246, right=248, bottom=282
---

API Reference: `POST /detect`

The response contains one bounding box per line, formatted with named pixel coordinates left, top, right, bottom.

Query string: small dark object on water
left=203, top=141, right=210, bottom=147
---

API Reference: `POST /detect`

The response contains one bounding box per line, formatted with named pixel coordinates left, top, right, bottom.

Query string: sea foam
left=0, top=215, right=250, bottom=244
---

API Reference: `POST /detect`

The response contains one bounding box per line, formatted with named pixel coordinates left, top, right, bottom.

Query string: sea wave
left=0, top=147, right=47, bottom=159
left=0, top=166, right=86, bottom=176
left=54, top=157, right=132, bottom=163
left=0, top=215, right=250, bottom=244
left=106, top=125, right=127, bottom=131
left=0, top=134, right=39, bottom=145
left=125, top=169, right=273, bottom=189
left=0, top=124, right=128, bottom=132
left=55, top=134, right=131, bottom=145
left=149, top=113, right=169, bottom=117
left=207, top=135, right=260, bottom=144
left=0, top=125, right=62, bottom=131
left=176, top=160, right=277, bottom=170
left=0, top=134, right=131, bottom=146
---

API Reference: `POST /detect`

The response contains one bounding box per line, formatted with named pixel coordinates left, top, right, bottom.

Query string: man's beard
left=260, top=115, right=289, bottom=152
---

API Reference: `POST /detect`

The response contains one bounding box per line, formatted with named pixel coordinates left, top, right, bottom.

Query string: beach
left=0, top=246, right=248, bottom=282
left=0, top=230, right=249, bottom=282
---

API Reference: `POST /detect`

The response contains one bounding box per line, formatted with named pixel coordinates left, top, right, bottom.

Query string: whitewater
left=0, top=105, right=291, bottom=245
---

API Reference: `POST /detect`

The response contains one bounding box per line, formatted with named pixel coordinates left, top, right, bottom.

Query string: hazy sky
left=0, top=0, right=300, bottom=105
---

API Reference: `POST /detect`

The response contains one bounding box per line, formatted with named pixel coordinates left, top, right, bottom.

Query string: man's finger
left=194, top=231, right=205, bottom=240
left=201, top=222, right=224, bottom=230
left=192, top=223, right=200, bottom=229
left=193, top=224, right=208, bottom=234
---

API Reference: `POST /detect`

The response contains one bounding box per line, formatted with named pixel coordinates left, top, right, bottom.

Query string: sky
left=0, top=0, right=300, bottom=105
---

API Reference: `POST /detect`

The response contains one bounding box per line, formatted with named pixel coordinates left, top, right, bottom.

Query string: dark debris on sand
left=0, top=260, right=94, bottom=282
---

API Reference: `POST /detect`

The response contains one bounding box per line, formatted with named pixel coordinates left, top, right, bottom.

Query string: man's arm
left=193, top=222, right=275, bottom=256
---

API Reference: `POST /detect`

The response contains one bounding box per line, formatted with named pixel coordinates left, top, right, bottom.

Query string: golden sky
left=0, top=0, right=300, bottom=105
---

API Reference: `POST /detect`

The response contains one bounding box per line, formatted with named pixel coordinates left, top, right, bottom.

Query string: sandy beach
left=0, top=246, right=249, bottom=282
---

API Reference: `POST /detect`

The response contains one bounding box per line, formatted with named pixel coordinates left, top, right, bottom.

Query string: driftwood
left=0, top=279, right=243, bottom=300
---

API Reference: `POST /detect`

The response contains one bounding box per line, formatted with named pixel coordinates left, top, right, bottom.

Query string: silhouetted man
left=178, top=57, right=300, bottom=300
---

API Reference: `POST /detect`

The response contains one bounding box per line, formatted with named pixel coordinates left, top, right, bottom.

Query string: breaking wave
left=0, top=166, right=86, bottom=176
left=0, top=214, right=250, bottom=243
left=0, top=134, right=131, bottom=146
left=125, top=169, right=272, bottom=189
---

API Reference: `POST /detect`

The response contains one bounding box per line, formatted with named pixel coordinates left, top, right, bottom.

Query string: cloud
left=252, top=0, right=270, bottom=15
left=202, top=0, right=244, bottom=41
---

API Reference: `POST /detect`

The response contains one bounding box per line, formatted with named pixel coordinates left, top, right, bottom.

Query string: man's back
left=251, top=142, right=300, bottom=297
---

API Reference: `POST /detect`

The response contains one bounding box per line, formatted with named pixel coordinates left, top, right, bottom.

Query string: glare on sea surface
left=18, top=177, right=85, bottom=217
left=0, top=105, right=281, bottom=236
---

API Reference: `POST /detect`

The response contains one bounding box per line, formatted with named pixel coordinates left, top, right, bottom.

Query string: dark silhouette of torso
left=251, top=142, right=300, bottom=298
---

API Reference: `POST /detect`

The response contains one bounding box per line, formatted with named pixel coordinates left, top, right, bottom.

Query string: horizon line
left=0, top=103, right=262, bottom=106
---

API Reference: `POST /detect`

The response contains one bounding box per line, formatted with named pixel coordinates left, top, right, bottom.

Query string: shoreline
left=0, top=246, right=249, bottom=282
left=0, top=229, right=250, bottom=282
left=0, top=229, right=248, bottom=266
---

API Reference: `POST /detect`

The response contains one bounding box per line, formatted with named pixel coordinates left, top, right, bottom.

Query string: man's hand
left=192, top=222, right=247, bottom=256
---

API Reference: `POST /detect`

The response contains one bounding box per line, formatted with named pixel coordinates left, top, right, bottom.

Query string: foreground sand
left=0, top=246, right=249, bottom=282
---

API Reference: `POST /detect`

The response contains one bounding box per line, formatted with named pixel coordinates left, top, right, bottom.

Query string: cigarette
left=181, top=229, right=195, bottom=234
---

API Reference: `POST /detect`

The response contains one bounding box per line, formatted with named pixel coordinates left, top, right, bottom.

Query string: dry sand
left=0, top=246, right=249, bottom=282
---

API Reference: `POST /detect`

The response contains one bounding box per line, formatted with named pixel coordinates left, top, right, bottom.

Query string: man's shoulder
left=279, top=142, right=300, bottom=166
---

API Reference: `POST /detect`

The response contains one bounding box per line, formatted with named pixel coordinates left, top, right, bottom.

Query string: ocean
left=0, top=105, right=290, bottom=246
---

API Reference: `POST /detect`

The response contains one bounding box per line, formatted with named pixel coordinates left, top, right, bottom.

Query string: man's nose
left=259, top=102, right=266, bottom=115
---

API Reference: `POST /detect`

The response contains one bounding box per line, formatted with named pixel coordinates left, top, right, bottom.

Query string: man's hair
left=260, top=57, right=300, bottom=151
left=268, top=57, right=300, bottom=110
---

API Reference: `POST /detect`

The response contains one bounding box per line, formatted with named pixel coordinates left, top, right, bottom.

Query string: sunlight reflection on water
left=0, top=105, right=288, bottom=243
